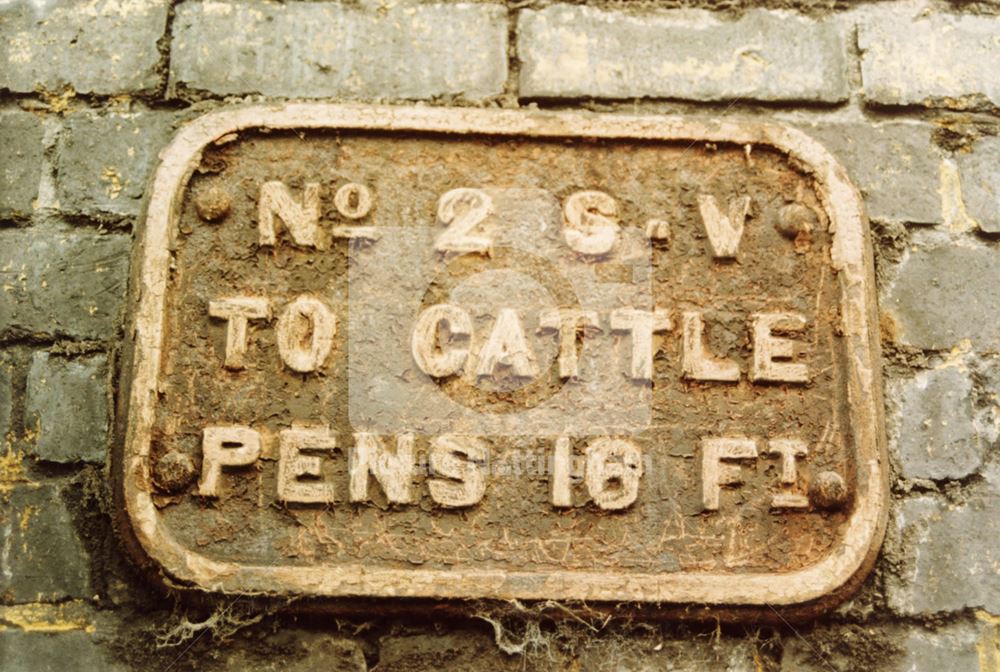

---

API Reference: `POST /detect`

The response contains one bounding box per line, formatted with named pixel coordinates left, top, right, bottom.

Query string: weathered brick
left=378, top=630, right=758, bottom=671
left=218, top=631, right=365, bottom=671
left=0, top=0, right=169, bottom=95
left=954, top=136, right=1000, bottom=234
left=0, top=228, right=130, bottom=341
left=780, top=621, right=981, bottom=671
left=0, top=484, right=90, bottom=602
left=804, top=121, right=940, bottom=225
left=890, top=366, right=984, bottom=481
left=860, top=13, right=1000, bottom=109
left=895, top=623, right=984, bottom=672
left=26, top=353, right=108, bottom=464
left=0, top=110, right=45, bottom=220
left=170, top=1, right=508, bottom=100
left=883, top=244, right=1000, bottom=352
left=377, top=631, right=521, bottom=671
left=574, top=636, right=757, bottom=671
left=0, top=630, right=124, bottom=672
left=0, top=353, right=11, bottom=444
left=977, top=354, right=1000, bottom=412
left=518, top=6, right=849, bottom=102
left=887, top=464, right=1000, bottom=614
left=56, top=111, right=175, bottom=218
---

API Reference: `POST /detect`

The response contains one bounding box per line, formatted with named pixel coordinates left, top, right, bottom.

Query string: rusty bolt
left=775, top=203, right=817, bottom=240
left=810, top=471, right=848, bottom=510
left=194, top=186, right=232, bottom=222
left=153, top=451, right=197, bottom=493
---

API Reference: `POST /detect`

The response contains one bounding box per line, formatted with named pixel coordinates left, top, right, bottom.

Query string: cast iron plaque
left=117, top=105, right=887, bottom=616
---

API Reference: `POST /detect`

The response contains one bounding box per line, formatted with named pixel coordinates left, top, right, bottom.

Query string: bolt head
left=775, top=202, right=817, bottom=240
left=153, top=451, right=197, bottom=493
left=810, top=471, right=848, bottom=510
left=194, top=186, right=232, bottom=223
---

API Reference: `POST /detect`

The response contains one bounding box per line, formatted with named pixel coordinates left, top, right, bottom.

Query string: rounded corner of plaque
left=120, top=491, right=239, bottom=595
left=759, top=122, right=866, bottom=207
left=781, top=497, right=888, bottom=615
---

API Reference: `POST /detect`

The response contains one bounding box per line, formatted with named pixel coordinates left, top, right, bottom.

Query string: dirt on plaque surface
left=137, top=125, right=856, bottom=587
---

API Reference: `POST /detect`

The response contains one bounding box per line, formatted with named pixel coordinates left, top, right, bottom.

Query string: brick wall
left=1, top=0, right=998, bottom=670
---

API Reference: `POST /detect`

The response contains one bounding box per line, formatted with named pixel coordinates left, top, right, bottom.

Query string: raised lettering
left=681, top=311, right=739, bottom=382
left=435, top=188, right=493, bottom=255
left=765, top=439, right=809, bottom=509
left=428, top=435, right=487, bottom=508
left=277, top=426, right=337, bottom=504
left=475, top=309, right=538, bottom=380
left=276, top=295, right=336, bottom=373
left=751, top=312, right=809, bottom=383
left=701, top=437, right=757, bottom=511
left=333, top=182, right=373, bottom=219
left=538, top=309, right=600, bottom=379
left=207, top=296, right=271, bottom=370
left=198, top=425, right=262, bottom=497
left=610, top=307, right=672, bottom=381
left=411, top=304, right=472, bottom=378
left=258, top=181, right=325, bottom=249
left=551, top=436, right=573, bottom=508
left=562, top=190, right=620, bottom=256
left=585, top=438, right=643, bottom=511
left=349, top=433, right=414, bottom=504
left=697, top=194, right=750, bottom=258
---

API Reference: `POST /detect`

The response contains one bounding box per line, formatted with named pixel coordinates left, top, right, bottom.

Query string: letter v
left=697, top=194, right=750, bottom=259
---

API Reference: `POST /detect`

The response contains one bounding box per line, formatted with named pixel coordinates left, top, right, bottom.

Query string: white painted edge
left=122, top=103, right=887, bottom=606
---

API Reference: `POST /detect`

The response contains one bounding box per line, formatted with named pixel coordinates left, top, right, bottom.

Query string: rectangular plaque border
left=115, top=103, right=888, bottom=613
